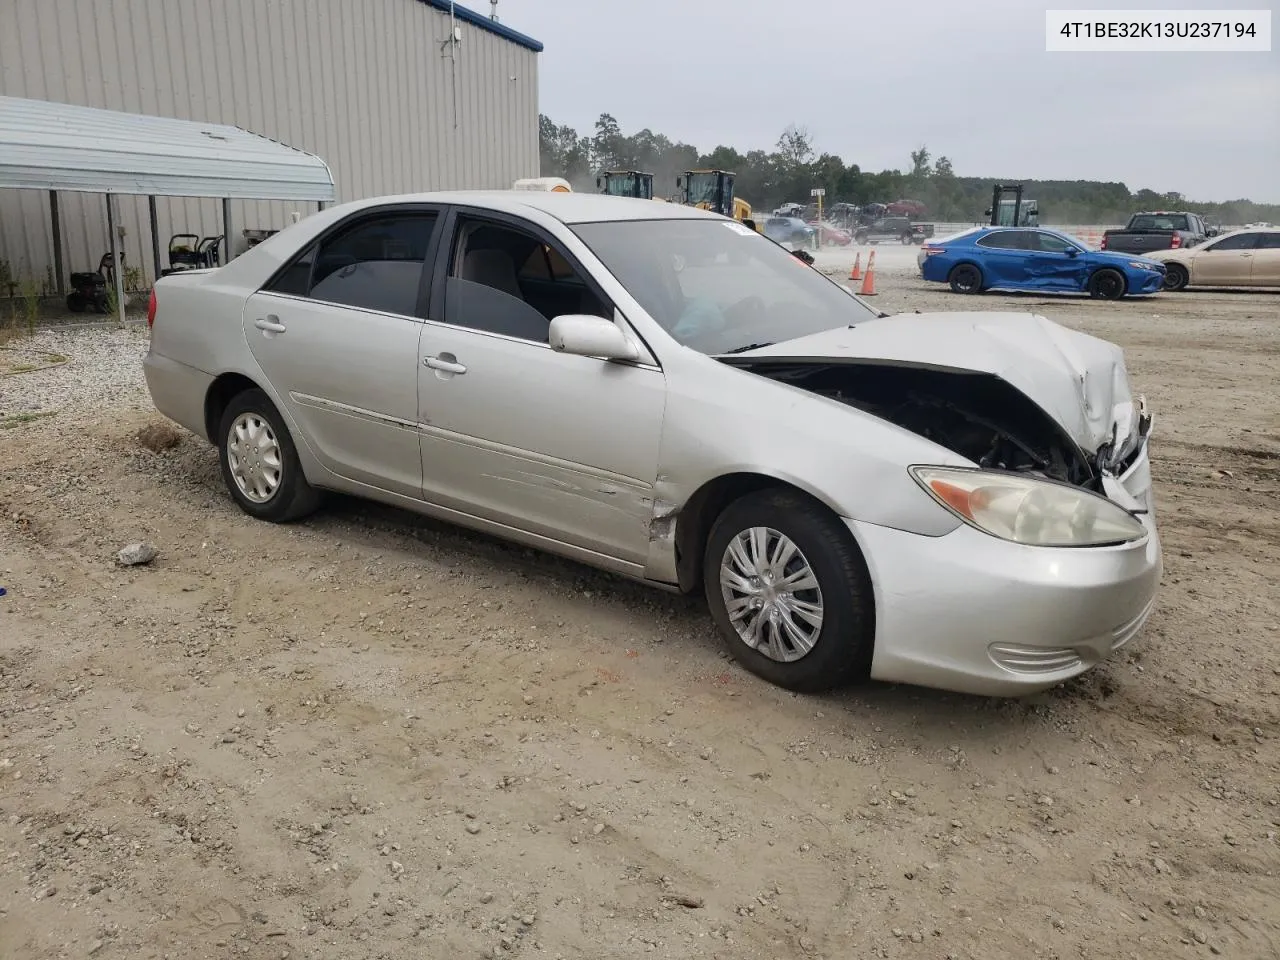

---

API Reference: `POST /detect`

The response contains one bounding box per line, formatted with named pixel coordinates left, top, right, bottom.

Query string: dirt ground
left=1, top=265, right=1278, bottom=960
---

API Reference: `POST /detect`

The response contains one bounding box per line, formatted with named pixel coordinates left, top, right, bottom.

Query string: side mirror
left=1067, top=248, right=1080, bottom=257
left=548, top=315, right=640, bottom=362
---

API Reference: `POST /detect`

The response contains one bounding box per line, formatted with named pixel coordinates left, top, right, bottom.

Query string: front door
left=1248, top=232, right=1280, bottom=286
left=1190, top=232, right=1259, bottom=285
left=242, top=207, right=441, bottom=498
left=1023, top=231, right=1090, bottom=290
left=415, top=210, right=666, bottom=566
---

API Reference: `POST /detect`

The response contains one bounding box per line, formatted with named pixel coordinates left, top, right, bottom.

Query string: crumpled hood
left=735, top=312, right=1142, bottom=461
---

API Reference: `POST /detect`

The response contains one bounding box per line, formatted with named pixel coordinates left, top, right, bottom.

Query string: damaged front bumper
left=848, top=434, right=1161, bottom=697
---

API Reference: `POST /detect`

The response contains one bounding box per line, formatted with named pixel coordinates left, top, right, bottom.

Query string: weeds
left=0, top=410, right=57, bottom=429
left=18, top=278, right=40, bottom=336
left=135, top=421, right=183, bottom=453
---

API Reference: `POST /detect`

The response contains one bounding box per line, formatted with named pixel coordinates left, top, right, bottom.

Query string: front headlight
left=910, top=466, right=1147, bottom=547
left=1128, top=260, right=1161, bottom=271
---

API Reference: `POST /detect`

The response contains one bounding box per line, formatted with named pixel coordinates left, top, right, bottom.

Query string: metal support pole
left=317, top=200, right=325, bottom=212
left=148, top=196, right=162, bottom=284
left=222, top=197, right=233, bottom=265
left=49, top=191, right=64, bottom=295
left=106, top=194, right=126, bottom=325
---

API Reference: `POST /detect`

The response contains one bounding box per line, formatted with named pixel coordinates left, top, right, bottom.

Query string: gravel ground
left=1, top=275, right=1278, bottom=960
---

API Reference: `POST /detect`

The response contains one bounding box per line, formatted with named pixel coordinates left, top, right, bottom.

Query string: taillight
left=147, top=288, right=157, bottom=328
left=1100, top=235, right=1108, bottom=250
left=1170, top=234, right=1182, bottom=248
left=925, top=246, right=946, bottom=256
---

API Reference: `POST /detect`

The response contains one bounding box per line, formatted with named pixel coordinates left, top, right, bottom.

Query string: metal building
left=0, top=0, right=542, bottom=292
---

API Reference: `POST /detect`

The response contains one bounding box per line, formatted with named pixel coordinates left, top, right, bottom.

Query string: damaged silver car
left=143, top=192, right=1162, bottom=697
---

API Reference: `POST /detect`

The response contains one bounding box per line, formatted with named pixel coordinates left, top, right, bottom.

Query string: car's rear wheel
left=900, top=233, right=913, bottom=245
left=703, top=489, right=874, bottom=693
left=854, top=232, right=868, bottom=244
left=217, top=388, right=322, bottom=522
left=1089, top=268, right=1127, bottom=300
left=948, top=263, right=983, bottom=294
left=1162, top=263, right=1189, bottom=291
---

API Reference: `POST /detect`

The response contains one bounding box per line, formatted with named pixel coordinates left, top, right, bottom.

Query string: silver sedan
left=143, top=191, right=1162, bottom=697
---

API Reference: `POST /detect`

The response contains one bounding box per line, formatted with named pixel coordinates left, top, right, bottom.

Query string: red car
left=806, top=220, right=853, bottom=246
left=886, top=199, right=928, bottom=218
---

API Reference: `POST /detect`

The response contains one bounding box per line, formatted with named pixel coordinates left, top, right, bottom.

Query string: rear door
left=242, top=205, right=442, bottom=498
left=1190, top=232, right=1259, bottom=286
left=974, top=230, right=1031, bottom=286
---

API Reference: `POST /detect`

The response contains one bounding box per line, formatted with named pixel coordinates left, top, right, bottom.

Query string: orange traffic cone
left=858, top=250, right=877, bottom=296
left=848, top=252, right=862, bottom=281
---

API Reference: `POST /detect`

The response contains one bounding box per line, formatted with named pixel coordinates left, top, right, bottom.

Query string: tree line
left=540, top=114, right=1280, bottom=226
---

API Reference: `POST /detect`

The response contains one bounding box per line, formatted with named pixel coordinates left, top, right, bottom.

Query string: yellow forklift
left=597, top=170, right=656, bottom=199
left=675, top=170, right=761, bottom=231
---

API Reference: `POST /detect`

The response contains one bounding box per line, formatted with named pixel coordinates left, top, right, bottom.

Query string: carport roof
left=0, top=95, right=337, bottom=202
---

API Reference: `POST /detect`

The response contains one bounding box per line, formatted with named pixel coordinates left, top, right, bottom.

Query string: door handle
left=423, top=355, right=467, bottom=375
left=254, top=315, right=286, bottom=333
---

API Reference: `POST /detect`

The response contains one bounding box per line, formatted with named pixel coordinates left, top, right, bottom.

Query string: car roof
left=321, top=190, right=717, bottom=225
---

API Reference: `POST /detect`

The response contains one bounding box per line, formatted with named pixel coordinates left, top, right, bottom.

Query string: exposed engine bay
left=731, top=360, right=1111, bottom=489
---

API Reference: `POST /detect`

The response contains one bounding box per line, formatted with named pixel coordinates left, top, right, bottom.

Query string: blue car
left=918, top=226, right=1166, bottom=300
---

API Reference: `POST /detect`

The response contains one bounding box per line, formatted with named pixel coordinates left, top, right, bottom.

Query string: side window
left=268, top=244, right=315, bottom=296
left=1206, top=233, right=1259, bottom=251
left=300, top=213, right=437, bottom=315
left=1254, top=233, right=1280, bottom=249
left=444, top=217, right=609, bottom=343
left=977, top=231, right=1025, bottom=250
left=1034, top=232, right=1076, bottom=254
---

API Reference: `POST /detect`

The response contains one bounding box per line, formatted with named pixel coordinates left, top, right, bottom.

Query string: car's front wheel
left=1162, top=263, right=1189, bottom=291
left=948, top=263, right=983, bottom=294
left=1088, top=267, right=1127, bottom=300
left=703, top=489, right=874, bottom=693
left=217, top=388, right=322, bottom=522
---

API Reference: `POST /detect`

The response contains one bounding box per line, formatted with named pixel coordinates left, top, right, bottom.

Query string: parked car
left=1101, top=211, right=1210, bottom=254
left=763, top=216, right=816, bottom=246
left=918, top=226, right=1166, bottom=299
left=144, top=191, right=1161, bottom=698
left=854, top=217, right=931, bottom=245
left=1145, top=226, right=1280, bottom=290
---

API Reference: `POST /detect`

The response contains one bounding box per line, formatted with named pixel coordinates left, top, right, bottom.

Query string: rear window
left=1129, top=214, right=1190, bottom=231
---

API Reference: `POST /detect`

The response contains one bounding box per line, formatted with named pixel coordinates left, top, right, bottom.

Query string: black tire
left=854, top=232, right=869, bottom=244
left=900, top=233, right=913, bottom=245
left=948, top=263, right=983, bottom=294
left=66, top=293, right=86, bottom=313
left=1088, top=268, right=1127, bottom=300
left=217, top=388, right=322, bottom=523
left=1162, top=263, right=1189, bottom=292
left=703, top=488, right=875, bottom=693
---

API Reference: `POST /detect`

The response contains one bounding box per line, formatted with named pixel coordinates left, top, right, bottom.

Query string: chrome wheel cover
left=227, top=412, right=282, bottom=503
left=720, top=526, right=824, bottom=662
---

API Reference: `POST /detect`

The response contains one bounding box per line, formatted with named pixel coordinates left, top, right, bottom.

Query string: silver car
left=143, top=192, right=1162, bottom=697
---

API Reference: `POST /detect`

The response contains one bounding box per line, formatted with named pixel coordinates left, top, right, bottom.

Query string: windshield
left=686, top=173, right=728, bottom=208
left=572, top=218, right=880, bottom=355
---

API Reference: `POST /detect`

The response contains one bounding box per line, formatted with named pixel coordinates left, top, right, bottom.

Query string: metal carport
left=0, top=95, right=336, bottom=324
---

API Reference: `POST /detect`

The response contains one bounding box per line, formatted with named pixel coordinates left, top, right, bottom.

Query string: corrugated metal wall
left=0, top=0, right=539, bottom=290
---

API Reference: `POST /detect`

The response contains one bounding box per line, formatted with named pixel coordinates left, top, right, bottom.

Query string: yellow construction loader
left=676, top=170, right=761, bottom=231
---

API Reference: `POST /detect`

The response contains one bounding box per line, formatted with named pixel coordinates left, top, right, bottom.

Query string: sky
left=495, top=0, right=1280, bottom=203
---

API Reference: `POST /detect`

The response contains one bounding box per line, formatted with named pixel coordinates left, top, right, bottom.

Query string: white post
left=106, top=194, right=126, bottom=325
